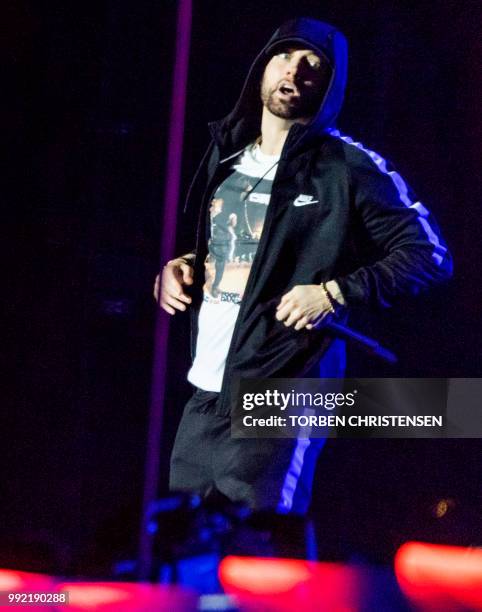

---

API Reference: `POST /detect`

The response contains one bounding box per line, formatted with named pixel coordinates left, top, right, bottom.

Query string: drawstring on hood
left=209, top=18, right=348, bottom=156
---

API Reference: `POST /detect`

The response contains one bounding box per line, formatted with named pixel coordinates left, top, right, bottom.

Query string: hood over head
left=210, top=17, right=348, bottom=154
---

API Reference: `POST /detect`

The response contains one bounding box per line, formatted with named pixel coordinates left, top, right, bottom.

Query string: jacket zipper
left=217, top=158, right=288, bottom=414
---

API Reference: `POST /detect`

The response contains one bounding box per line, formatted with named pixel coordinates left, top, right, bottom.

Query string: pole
left=138, top=0, right=192, bottom=580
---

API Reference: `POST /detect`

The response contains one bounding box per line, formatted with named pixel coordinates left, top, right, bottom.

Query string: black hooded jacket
left=183, top=18, right=453, bottom=415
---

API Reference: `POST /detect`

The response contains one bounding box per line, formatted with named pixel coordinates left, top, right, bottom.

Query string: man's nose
left=285, top=58, right=301, bottom=79
left=286, top=58, right=310, bottom=83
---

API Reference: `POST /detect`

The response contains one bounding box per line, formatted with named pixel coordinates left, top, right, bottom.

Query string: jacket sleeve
left=335, top=145, right=453, bottom=308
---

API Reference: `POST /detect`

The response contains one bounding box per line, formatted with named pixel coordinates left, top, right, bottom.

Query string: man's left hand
left=276, top=283, right=344, bottom=331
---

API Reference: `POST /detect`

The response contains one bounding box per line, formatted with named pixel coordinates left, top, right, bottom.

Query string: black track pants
left=169, top=388, right=326, bottom=515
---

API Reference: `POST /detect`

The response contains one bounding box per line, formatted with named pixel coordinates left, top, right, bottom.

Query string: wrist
left=324, top=280, right=345, bottom=307
left=321, top=280, right=346, bottom=315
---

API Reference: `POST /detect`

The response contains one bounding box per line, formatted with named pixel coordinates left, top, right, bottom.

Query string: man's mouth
left=277, top=81, right=299, bottom=97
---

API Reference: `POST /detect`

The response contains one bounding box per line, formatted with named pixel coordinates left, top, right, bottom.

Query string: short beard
left=260, top=78, right=327, bottom=120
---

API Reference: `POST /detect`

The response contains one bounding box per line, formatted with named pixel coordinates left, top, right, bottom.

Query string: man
left=153, top=18, right=452, bottom=514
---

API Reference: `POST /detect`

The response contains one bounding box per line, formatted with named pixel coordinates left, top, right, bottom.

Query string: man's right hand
left=154, top=256, right=194, bottom=315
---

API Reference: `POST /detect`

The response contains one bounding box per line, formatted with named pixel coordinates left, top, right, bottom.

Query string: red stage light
left=0, top=572, right=197, bottom=610
left=395, top=541, right=482, bottom=610
left=219, top=556, right=364, bottom=611
left=0, top=570, right=57, bottom=610
left=0, top=569, right=55, bottom=591
left=220, top=556, right=311, bottom=594
left=56, top=582, right=197, bottom=611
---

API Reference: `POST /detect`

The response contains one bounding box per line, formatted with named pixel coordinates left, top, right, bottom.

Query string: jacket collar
left=209, top=116, right=325, bottom=163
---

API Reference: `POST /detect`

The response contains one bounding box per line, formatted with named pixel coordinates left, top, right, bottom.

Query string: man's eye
left=276, top=52, right=291, bottom=60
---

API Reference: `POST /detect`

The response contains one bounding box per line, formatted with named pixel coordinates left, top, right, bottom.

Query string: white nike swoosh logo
left=293, top=195, right=319, bottom=207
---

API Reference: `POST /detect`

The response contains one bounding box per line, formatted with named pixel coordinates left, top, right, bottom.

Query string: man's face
left=260, top=46, right=331, bottom=120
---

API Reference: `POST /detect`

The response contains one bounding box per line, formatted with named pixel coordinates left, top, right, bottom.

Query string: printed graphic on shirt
left=188, top=144, right=278, bottom=392
left=204, top=171, right=273, bottom=304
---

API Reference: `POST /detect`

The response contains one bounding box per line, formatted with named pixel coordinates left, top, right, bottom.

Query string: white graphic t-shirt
left=188, top=143, right=280, bottom=391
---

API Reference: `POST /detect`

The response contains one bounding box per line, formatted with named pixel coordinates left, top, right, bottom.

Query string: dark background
left=3, top=0, right=481, bottom=575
